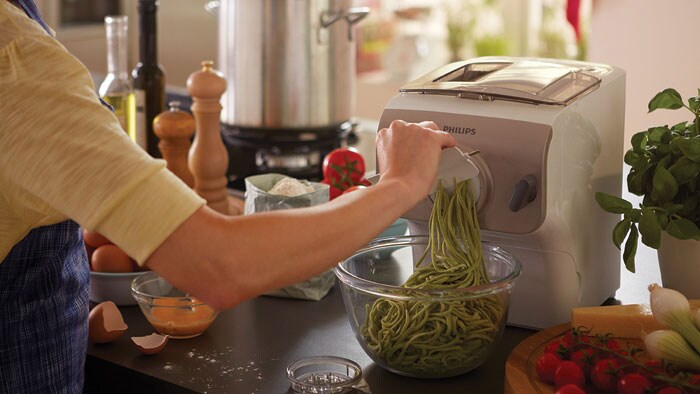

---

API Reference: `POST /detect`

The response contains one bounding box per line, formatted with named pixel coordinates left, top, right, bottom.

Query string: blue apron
left=0, top=2, right=97, bottom=392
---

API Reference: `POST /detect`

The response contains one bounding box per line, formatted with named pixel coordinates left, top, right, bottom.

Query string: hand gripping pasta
left=361, top=180, right=504, bottom=377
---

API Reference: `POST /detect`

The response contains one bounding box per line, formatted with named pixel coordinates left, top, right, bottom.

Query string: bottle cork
left=153, top=101, right=195, bottom=188
left=186, top=61, right=230, bottom=214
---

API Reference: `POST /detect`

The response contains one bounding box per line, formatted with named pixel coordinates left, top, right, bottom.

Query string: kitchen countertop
left=85, top=119, right=659, bottom=393
left=85, top=243, right=660, bottom=394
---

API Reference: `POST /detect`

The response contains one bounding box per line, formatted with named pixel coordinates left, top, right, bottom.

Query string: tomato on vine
left=322, top=148, right=365, bottom=189
left=616, top=373, right=651, bottom=394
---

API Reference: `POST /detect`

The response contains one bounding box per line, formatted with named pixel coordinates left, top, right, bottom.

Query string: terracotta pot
left=657, top=231, right=700, bottom=299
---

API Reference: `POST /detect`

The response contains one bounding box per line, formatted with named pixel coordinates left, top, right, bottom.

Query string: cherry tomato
left=555, top=384, right=586, bottom=394
left=590, top=358, right=619, bottom=393
left=536, top=352, right=562, bottom=384
left=322, top=148, right=365, bottom=188
left=554, top=361, right=585, bottom=389
left=657, top=387, right=682, bottom=394
left=569, top=349, right=594, bottom=378
left=320, top=178, right=343, bottom=200
left=342, top=185, right=368, bottom=195
left=544, top=339, right=567, bottom=356
left=616, top=373, right=651, bottom=394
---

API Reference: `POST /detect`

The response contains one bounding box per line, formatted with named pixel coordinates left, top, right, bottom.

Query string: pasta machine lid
left=399, top=57, right=613, bottom=106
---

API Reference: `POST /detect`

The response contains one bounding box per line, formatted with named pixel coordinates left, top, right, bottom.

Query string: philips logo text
left=443, top=126, right=476, bottom=135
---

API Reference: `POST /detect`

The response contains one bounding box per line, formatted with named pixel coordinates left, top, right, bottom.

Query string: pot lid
left=400, top=57, right=614, bottom=106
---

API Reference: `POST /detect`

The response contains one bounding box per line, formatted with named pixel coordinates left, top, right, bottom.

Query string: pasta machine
left=377, top=57, right=626, bottom=329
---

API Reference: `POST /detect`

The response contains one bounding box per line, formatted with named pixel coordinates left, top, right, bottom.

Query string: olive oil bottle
left=98, top=15, right=138, bottom=144
left=132, top=0, right=165, bottom=157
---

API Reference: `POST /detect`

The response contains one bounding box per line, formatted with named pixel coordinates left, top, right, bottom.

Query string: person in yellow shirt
left=0, top=1, right=455, bottom=392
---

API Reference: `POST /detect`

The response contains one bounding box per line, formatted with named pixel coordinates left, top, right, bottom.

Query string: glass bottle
left=132, top=0, right=165, bottom=158
left=98, top=15, right=137, bottom=143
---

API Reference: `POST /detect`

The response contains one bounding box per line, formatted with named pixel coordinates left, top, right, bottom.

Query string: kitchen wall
left=44, top=0, right=700, bottom=142
left=587, top=0, right=700, bottom=149
left=39, top=0, right=217, bottom=91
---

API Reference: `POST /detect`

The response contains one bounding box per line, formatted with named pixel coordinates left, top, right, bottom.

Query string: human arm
left=146, top=121, right=455, bottom=310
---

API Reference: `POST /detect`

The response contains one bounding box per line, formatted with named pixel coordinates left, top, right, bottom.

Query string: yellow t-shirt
left=0, top=2, right=205, bottom=265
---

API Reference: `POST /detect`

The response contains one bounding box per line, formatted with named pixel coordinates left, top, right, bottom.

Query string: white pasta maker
left=378, top=57, right=626, bottom=329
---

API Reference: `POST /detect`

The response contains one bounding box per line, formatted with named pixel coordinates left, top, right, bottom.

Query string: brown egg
left=131, top=333, right=169, bottom=355
left=88, top=301, right=128, bottom=343
left=85, top=244, right=96, bottom=267
left=83, top=229, right=111, bottom=248
left=92, top=245, right=134, bottom=273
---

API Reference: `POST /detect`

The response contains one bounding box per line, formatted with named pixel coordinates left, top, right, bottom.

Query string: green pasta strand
left=361, top=180, right=504, bottom=377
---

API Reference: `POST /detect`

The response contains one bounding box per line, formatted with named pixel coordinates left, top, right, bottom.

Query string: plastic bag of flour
left=244, top=173, right=334, bottom=301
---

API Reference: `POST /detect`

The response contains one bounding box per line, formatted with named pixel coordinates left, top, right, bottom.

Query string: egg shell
left=131, top=333, right=169, bottom=355
left=83, top=229, right=111, bottom=248
left=92, top=245, right=134, bottom=273
left=88, top=301, right=128, bottom=343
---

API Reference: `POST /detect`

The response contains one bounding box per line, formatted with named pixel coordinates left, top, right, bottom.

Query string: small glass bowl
left=131, top=272, right=218, bottom=339
left=334, top=235, right=521, bottom=378
left=287, top=356, right=362, bottom=394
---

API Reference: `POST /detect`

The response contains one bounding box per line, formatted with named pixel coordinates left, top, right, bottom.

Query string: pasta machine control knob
left=509, top=175, right=537, bottom=212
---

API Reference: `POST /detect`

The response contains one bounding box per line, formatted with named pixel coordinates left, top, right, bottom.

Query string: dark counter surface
left=85, top=229, right=660, bottom=394
left=85, top=287, right=535, bottom=394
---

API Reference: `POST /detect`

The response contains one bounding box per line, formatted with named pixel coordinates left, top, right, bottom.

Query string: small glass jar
left=286, top=356, right=363, bottom=394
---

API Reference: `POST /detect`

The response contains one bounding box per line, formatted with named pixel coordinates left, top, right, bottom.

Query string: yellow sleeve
left=0, top=33, right=205, bottom=265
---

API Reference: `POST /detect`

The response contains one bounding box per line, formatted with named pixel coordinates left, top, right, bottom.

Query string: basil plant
left=596, top=88, right=700, bottom=273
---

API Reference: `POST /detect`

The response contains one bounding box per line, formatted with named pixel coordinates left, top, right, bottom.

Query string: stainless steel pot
left=212, top=0, right=368, bottom=129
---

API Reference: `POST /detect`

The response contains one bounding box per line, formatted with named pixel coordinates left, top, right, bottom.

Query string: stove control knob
left=509, top=175, right=537, bottom=212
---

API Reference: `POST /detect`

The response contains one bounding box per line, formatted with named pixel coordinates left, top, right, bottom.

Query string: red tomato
left=320, top=178, right=343, bottom=200
left=342, top=185, right=368, bottom=195
left=544, top=339, right=567, bottom=356
left=536, top=352, right=562, bottom=384
left=322, top=148, right=365, bottom=188
left=657, top=387, right=682, bottom=394
left=616, top=373, right=651, bottom=394
left=591, top=359, right=619, bottom=393
left=555, top=384, right=586, bottom=394
left=554, top=361, right=585, bottom=389
left=569, top=349, right=594, bottom=378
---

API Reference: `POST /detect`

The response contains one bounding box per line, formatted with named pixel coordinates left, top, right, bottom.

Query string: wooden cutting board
left=504, top=324, right=644, bottom=394
left=504, top=323, right=570, bottom=394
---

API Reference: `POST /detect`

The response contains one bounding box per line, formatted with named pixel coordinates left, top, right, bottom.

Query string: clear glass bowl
left=334, top=235, right=521, bottom=379
left=131, top=272, right=218, bottom=339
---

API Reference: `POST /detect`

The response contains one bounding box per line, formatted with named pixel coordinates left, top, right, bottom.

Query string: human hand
left=375, top=120, right=456, bottom=201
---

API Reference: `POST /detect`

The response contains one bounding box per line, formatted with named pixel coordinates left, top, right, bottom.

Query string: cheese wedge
left=571, top=300, right=700, bottom=339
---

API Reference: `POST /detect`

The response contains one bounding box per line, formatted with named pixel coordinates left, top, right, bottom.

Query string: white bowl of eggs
left=84, top=229, right=148, bottom=306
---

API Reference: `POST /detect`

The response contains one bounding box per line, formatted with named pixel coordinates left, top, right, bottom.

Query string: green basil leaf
left=665, top=203, right=685, bottom=215
left=639, top=209, right=661, bottom=249
left=669, top=156, right=700, bottom=184
left=627, top=171, right=645, bottom=196
left=665, top=218, right=700, bottom=240
left=652, top=166, right=679, bottom=202
left=676, top=138, right=700, bottom=162
left=648, top=88, right=684, bottom=112
left=672, top=121, right=689, bottom=132
left=631, top=131, right=647, bottom=154
left=679, top=194, right=700, bottom=218
left=624, top=150, right=645, bottom=169
left=647, top=126, right=670, bottom=143
left=689, top=96, right=700, bottom=113
left=595, top=192, right=633, bottom=214
left=658, top=212, right=669, bottom=228
left=623, top=224, right=639, bottom=273
left=612, top=217, right=631, bottom=250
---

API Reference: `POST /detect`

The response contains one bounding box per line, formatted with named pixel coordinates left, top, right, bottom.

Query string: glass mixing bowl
left=131, top=272, right=218, bottom=339
left=334, top=235, right=521, bottom=379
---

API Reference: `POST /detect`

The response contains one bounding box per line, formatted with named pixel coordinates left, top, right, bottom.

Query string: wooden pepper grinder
left=153, top=101, right=195, bottom=188
left=187, top=61, right=230, bottom=215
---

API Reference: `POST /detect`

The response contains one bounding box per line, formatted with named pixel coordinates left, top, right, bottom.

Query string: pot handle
left=320, top=7, right=370, bottom=41
left=204, top=1, right=219, bottom=17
